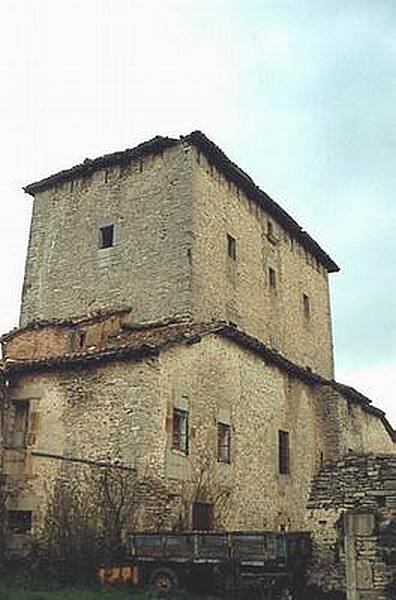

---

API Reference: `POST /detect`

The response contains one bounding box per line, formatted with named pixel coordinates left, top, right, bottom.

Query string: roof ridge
left=23, top=131, right=339, bottom=272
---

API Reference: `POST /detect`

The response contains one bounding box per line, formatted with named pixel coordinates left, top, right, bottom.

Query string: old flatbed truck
left=116, top=531, right=311, bottom=596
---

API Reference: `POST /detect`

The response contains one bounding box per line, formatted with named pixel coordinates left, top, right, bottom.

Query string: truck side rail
left=129, top=531, right=311, bottom=567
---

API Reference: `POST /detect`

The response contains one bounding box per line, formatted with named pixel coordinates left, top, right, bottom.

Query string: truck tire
left=148, top=567, right=179, bottom=593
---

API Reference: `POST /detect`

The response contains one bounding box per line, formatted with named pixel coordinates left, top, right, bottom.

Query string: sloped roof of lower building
left=1, top=319, right=393, bottom=441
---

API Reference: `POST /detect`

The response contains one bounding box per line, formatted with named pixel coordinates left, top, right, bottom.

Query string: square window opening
left=217, top=422, right=231, bottom=463
left=8, top=510, right=32, bottom=534
left=172, top=408, right=189, bottom=455
left=99, top=225, right=114, bottom=249
left=279, top=430, right=290, bottom=475
left=227, top=234, right=236, bottom=261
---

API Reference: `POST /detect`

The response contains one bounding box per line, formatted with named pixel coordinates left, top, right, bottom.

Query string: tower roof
left=24, top=131, right=339, bottom=273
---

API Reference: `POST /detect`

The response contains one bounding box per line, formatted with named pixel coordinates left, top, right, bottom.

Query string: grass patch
left=0, top=581, right=219, bottom=600
left=0, top=572, right=220, bottom=600
left=0, top=579, right=149, bottom=600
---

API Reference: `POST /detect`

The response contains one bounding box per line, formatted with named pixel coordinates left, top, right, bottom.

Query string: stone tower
left=21, top=131, right=338, bottom=378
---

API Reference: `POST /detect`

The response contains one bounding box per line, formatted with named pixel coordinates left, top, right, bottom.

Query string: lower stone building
left=0, top=310, right=394, bottom=588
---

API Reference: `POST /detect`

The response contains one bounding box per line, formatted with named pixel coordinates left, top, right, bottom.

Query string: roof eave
left=183, top=131, right=340, bottom=273
left=23, top=135, right=179, bottom=196
left=23, top=130, right=339, bottom=272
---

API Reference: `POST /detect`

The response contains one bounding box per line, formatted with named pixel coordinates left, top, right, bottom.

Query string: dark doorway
left=192, top=502, right=213, bottom=531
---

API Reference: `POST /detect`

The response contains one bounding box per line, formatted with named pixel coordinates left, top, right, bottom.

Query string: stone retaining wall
left=308, top=454, right=396, bottom=599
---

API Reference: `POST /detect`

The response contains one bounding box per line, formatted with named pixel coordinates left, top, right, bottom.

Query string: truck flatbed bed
left=130, top=531, right=311, bottom=568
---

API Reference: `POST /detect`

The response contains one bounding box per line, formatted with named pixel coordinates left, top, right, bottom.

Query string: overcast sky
left=0, top=0, right=395, bottom=425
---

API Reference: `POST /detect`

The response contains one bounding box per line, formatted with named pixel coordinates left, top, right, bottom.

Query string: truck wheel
left=148, top=567, right=178, bottom=593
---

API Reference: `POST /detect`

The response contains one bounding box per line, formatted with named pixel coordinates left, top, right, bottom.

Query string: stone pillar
left=344, top=511, right=376, bottom=600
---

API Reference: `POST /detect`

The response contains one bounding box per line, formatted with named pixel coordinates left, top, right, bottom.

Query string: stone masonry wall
left=191, top=148, right=334, bottom=378
left=317, top=386, right=394, bottom=462
left=6, top=334, right=322, bottom=534
left=159, top=336, right=393, bottom=532
left=308, top=454, right=396, bottom=599
left=160, top=335, right=324, bottom=531
left=3, top=326, right=74, bottom=361
left=20, top=139, right=336, bottom=380
left=2, top=335, right=393, bottom=547
left=2, top=312, right=128, bottom=361
left=2, top=357, right=170, bottom=535
left=20, top=144, right=194, bottom=327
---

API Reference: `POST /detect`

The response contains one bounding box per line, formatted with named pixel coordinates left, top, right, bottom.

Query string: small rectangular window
left=172, top=408, right=189, bottom=455
left=11, top=402, right=29, bottom=448
left=269, top=267, right=277, bottom=289
left=303, top=293, right=310, bottom=318
left=8, top=510, right=32, bottom=534
left=227, top=234, right=236, bottom=261
left=279, top=430, right=290, bottom=475
left=99, top=225, right=114, bottom=249
left=217, top=423, right=231, bottom=463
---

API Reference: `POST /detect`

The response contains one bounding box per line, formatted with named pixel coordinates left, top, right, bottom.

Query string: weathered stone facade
left=1, top=319, right=393, bottom=538
left=0, top=132, right=394, bottom=596
left=21, top=142, right=194, bottom=330
left=191, top=148, right=335, bottom=378
left=21, top=132, right=338, bottom=378
left=308, top=454, right=396, bottom=599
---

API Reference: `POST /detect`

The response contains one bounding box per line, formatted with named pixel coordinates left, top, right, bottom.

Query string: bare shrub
left=35, top=462, right=176, bottom=581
